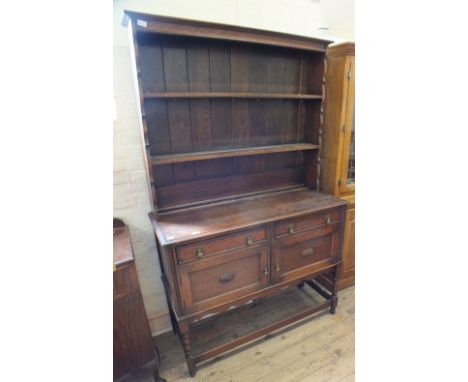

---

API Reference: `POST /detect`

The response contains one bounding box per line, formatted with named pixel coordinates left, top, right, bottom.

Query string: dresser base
left=172, top=265, right=339, bottom=377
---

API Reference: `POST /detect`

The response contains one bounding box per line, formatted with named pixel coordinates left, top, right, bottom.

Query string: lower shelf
left=189, top=282, right=331, bottom=362
left=316, top=271, right=355, bottom=292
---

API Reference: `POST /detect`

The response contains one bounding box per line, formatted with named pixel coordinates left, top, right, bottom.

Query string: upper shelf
left=151, top=143, right=319, bottom=165
left=143, top=92, right=322, bottom=100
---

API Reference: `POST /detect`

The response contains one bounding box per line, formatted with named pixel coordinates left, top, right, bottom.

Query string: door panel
left=339, top=56, right=355, bottom=194
left=178, top=245, right=268, bottom=313
left=343, top=206, right=355, bottom=272
left=273, top=224, right=340, bottom=284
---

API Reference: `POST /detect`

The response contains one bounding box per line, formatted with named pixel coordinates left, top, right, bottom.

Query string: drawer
left=177, top=245, right=269, bottom=313
left=273, top=225, right=341, bottom=284
left=275, top=209, right=341, bottom=238
left=176, top=227, right=267, bottom=264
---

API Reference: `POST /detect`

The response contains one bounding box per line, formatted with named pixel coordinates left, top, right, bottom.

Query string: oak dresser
left=123, top=11, right=348, bottom=377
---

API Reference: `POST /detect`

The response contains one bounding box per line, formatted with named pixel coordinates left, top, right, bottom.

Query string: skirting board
left=149, top=311, right=172, bottom=336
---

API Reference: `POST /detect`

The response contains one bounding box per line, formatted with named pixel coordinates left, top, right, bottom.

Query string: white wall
left=113, top=0, right=354, bottom=335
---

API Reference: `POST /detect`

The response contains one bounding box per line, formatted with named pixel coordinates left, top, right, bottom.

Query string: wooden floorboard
left=131, top=286, right=354, bottom=382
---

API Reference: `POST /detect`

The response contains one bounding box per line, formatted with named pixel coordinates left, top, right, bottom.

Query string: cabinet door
left=342, top=205, right=355, bottom=273
left=339, top=57, right=355, bottom=194
left=273, top=225, right=341, bottom=284
left=177, top=245, right=269, bottom=313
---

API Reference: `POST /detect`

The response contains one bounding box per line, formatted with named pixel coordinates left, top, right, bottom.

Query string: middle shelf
left=143, top=92, right=323, bottom=100
left=150, top=143, right=320, bottom=165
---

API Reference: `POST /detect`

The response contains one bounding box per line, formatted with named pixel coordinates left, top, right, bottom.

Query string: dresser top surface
left=151, top=188, right=347, bottom=246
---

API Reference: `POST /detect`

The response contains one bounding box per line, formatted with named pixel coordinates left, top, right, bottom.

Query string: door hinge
left=338, top=179, right=342, bottom=187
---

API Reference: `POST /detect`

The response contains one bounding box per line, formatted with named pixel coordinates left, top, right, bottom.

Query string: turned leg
left=179, top=322, right=197, bottom=377
left=330, top=265, right=339, bottom=314
left=152, top=348, right=166, bottom=382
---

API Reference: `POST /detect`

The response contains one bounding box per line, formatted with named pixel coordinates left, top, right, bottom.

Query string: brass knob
left=263, top=266, right=268, bottom=276
left=246, top=236, right=253, bottom=246
left=196, top=248, right=204, bottom=258
left=275, top=264, right=280, bottom=272
left=324, top=215, right=331, bottom=225
left=287, top=223, right=294, bottom=234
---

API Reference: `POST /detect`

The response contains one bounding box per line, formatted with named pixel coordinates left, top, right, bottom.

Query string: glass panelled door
left=339, top=57, right=355, bottom=194
left=346, top=106, right=355, bottom=185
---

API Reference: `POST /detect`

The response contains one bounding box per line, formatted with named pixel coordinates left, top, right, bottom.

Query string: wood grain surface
left=152, top=188, right=346, bottom=246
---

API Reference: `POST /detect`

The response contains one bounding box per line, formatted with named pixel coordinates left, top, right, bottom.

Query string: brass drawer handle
left=324, top=215, right=331, bottom=225
left=287, top=223, right=294, bottom=234
left=196, top=248, right=204, bottom=258
left=301, top=248, right=315, bottom=257
left=246, top=236, right=253, bottom=246
left=219, top=271, right=236, bottom=283
left=263, top=266, right=269, bottom=276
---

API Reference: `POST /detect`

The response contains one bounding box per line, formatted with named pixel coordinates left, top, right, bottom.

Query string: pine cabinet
left=320, top=42, right=355, bottom=289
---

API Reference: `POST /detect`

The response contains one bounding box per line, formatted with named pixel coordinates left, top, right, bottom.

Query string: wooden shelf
left=151, top=143, right=319, bottom=165
left=152, top=188, right=347, bottom=245
left=144, top=92, right=322, bottom=100
left=189, top=283, right=329, bottom=358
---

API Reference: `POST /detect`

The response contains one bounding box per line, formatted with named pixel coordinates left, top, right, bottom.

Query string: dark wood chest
left=123, top=11, right=348, bottom=377
left=113, top=219, right=165, bottom=382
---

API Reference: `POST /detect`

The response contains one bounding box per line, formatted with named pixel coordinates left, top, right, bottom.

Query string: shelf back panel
left=145, top=99, right=321, bottom=156
left=137, top=33, right=325, bottom=95
left=153, top=152, right=305, bottom=209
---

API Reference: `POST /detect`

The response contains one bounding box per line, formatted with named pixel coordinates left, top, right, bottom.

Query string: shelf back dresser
left=123, top=11, right=348, bottom=377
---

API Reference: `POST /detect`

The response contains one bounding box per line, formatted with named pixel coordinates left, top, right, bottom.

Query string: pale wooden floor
left=141, top=286, right=354, bottom=382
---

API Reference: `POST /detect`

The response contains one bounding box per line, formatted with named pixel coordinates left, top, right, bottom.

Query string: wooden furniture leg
left=330, top=265, right=339, bottom=314
left=179, top=321, right=197, bottom=377
left=153, top=367, right=166, bottom=382
left=152, top=348, right=166, bottom=382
